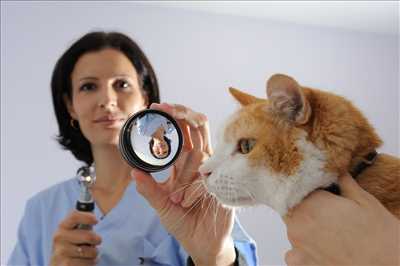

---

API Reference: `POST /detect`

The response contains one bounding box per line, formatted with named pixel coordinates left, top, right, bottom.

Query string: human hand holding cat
left=283, top=173, right=400, bottom=266
left=131, top=103, right=236, bottom=266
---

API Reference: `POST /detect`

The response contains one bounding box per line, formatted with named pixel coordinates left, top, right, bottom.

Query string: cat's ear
left=266, top=74, right=311, bottom=125
left=229, top=87, right=264, bottom=106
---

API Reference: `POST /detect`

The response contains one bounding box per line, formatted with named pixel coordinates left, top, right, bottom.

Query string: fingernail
left=186, top=118, right=199, bottom=128
left=149, top=103, right=159, bottom=109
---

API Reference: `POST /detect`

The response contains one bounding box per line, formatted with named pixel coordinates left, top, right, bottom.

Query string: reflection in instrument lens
left=119, top=109, right=183, bottom=173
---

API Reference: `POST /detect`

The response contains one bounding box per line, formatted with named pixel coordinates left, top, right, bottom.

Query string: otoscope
left=76, top=166, right=96, bottom=230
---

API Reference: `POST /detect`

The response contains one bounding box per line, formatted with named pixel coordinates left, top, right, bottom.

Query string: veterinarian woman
left=8, top=31, right=257, bottom=266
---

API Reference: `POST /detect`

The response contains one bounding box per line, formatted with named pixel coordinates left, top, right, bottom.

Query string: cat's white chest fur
left=200, top=132, right=338, bottom=216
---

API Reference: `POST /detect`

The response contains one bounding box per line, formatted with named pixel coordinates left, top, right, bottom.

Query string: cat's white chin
left=205, top=183, right=256, bottom=207
left=216, top=195, right=257, bottom=207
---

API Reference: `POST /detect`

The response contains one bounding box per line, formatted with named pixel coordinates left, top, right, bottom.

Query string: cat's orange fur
left=228, top=74, right=400, bottom=217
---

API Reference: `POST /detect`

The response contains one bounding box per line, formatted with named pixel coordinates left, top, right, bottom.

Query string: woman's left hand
left=131, top=103, right=236, bottom=266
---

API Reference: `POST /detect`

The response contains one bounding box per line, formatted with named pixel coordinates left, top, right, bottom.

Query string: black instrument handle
left=75, top=201, right=95, bottom=231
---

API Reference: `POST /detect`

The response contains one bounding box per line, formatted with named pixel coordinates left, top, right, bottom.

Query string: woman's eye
left=114, top=79, right=130, bottom=90
left=79, top=83, right=96, bottom=92
left=238, top=138, right=256, bottom=154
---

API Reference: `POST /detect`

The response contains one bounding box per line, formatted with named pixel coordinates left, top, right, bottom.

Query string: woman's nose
left=98, top=87, right=117, bottom=109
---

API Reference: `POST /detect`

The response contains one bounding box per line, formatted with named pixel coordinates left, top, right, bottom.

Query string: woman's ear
left=229, top=87, right=264, bottom=106
left=266, top=74, right=311, bottom=125
left=63, top=94, right=77, bottom=119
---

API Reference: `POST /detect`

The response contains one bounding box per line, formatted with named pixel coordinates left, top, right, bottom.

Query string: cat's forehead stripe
left=224, top=106, right=269, bottom=142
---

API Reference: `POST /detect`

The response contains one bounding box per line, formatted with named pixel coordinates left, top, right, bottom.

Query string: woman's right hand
left=50, top=210, right=102, bottom=266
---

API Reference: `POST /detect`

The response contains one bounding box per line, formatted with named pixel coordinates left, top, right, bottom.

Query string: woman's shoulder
left=26, top=177, right=78, bottom=210
left=11, top=178, right=79, bottom=265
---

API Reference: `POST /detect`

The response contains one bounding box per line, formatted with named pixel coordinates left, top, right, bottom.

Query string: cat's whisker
left=222, top=202, right=229, bottom=237
left=199, top=180, right=210, bottom=210
left=184, top=182, right=204, bottom=205
left=213, top=197, right=219, bottom=237
left=206, top=195, right=217, bottom=238
left=222, top=190, right=232, bottom=234
left=241, top=188, right=257, bottom=204
left=169, top=196, right=203, bottom=234
left=201, top=193, right=207, bottom=209
left=233, top=179, right=256, bottom=185
left=206, top=196, right=219, bottom=238
left=232, top=187, right=240, bottom=205
left=215, top=199, right=222, bottom=237
left=168, top=184, right=191, bottom=196
left=199, top=193, right=213, bottom=229
left=170, top=185, right=214, bottom=235
left=166, top=179, right=204, bottom=200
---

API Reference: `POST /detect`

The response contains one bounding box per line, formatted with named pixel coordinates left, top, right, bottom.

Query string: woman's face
left=152, top=138, right=170, bottom=159
left=67, top=48, right=147, bottom=147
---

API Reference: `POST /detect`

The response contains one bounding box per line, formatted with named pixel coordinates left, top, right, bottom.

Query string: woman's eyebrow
left=77, top=74, right=134, bottom=82
left=114, top=74, right=134, bottom=79
left=78, top=76, right=98, bottom=81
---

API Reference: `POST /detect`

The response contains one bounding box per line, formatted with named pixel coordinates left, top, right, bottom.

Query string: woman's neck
left=91, top=144, right=131, bottom=192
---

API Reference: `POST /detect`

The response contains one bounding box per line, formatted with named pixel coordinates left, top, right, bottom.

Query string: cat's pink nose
left=201, top=171, right=212, bottom=178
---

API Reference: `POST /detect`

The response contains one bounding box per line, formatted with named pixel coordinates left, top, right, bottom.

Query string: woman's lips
left=94, top=116, right=125, bottom=127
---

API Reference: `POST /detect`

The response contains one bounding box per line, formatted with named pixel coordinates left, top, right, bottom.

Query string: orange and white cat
left=200, top=74, right=400, bottom=217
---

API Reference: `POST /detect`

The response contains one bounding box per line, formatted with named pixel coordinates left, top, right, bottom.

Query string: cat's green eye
left=238, top=138, right=256, bottom=154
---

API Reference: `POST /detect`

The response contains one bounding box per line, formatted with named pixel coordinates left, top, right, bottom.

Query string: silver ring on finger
left=77, top=246, right=84, bottom=257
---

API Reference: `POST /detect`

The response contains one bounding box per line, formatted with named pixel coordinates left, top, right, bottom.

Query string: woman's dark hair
left=149, top=136, right=172, bottom=159
left=51, top=31, right=160, bottom=165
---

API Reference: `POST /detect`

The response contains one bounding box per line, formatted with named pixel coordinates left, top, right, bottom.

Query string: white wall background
left=1, top=2, right=399, bottom=265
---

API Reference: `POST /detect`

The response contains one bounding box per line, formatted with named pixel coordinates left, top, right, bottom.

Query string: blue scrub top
left=8, top=175, right=258, bottom=266
left=136, top=114, right=174, bottom=137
